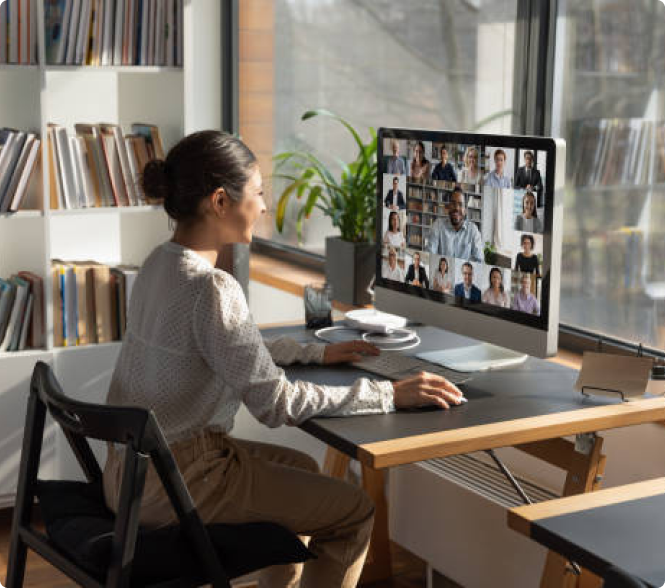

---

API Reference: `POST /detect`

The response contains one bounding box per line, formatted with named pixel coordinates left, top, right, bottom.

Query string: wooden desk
left=261, top=324, right=665, bottom=588
left=509, top=478, right=665, bottom=587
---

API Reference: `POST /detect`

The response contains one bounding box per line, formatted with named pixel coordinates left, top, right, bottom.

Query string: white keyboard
left=353, top=353, right=471, bottom=385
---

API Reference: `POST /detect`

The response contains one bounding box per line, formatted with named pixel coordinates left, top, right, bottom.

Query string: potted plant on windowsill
left=274, top=109, right=377, bottom=305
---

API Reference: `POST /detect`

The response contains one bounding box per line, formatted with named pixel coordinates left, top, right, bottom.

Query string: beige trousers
left=103, top=429, right=374, bottom=588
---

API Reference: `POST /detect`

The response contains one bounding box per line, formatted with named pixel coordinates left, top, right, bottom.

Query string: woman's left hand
left=323, top=340, right=380, bottom=365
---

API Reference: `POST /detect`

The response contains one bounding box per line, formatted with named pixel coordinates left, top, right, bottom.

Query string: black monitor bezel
left=376, top=127, right=558, bottom=332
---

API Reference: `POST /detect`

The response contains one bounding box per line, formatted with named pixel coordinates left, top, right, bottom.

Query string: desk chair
left=603, top=566, right=648, bottom=588
left=6, top=361, right=312, bottom=588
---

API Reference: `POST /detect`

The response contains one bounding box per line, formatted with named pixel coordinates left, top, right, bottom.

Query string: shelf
left=53, top=341, right=123, bottom=354
left=0, top=210, right=44, bottom=219
left=575, top=70, right=646, bottom=79
left=43, top=65, right=183, bottom=73
left=0, top=64, right=40, bottom=71
left=0, top=348, right=50, bottom=359
left=49, top=205, right=163, bottom=216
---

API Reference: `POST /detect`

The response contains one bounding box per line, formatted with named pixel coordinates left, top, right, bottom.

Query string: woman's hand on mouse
left=323, top=340, right=380, bottom=365
left=392, top=372, right=464, bottom=409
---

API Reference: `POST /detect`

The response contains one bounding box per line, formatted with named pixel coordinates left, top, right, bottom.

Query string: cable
left=314, top=325, right=421, bottom=351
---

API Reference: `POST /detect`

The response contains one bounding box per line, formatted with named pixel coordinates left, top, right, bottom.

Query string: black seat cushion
left=36, top=480, right=314, bottom=585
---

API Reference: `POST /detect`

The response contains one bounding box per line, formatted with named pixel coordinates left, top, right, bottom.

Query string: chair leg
left=6, top=533, right=28, bottom=588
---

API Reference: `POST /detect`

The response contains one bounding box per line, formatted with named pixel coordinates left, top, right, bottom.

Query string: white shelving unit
left=0, top=0, right=224, bottom=507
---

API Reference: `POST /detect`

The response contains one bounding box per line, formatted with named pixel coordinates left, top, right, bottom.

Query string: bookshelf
left=0, top=0, right=224, bottom=506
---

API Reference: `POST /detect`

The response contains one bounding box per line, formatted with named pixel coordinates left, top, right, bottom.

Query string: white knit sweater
left=106, top=241, right=395, bottom=443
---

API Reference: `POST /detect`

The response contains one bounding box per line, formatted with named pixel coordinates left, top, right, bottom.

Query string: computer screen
left=375, top=128, right=565, bottom=361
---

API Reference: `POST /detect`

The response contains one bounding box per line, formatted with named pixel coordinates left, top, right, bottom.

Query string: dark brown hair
left=142, top=130, right=257, bottom=222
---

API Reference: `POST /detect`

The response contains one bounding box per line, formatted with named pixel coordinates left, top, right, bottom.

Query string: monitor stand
left=416, top=343, right=528, bottom=373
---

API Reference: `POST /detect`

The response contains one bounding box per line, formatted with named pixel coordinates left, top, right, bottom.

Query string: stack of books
left=47, top=121, right=164, bottom=209
left=0, top=271, right=44, bottom=352
left=51, top=260, right=138, bottom=346
left=0, top=0, right=38, bottom=64
left=0, top=127, right=42, bottom=213
left=44, top=0, right=183, bottom=66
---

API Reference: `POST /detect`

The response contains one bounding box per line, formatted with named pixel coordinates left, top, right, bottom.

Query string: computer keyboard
left=353, top=352, right=471, bottom=385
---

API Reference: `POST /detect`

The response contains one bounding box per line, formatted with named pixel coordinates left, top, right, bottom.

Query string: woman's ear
left=210, top=188, right=227, bottom=217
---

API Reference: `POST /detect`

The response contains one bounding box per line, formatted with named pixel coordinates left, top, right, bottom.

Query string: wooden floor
left=0, top=507, right=461, bottom=588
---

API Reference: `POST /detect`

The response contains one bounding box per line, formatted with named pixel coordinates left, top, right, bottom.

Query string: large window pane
left=552, top=0, right=665, bottom=349
left=240, top=0, right=522, bottom=254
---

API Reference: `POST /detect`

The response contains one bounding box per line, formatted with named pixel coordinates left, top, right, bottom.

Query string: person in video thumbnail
left=484, top=148, right=512, bottom=189
left=454, top=262, right=481, bottom=302
left=432, top=257, right=452, bottom=294
left=431, top=146, right=457, bottom=182
left=384, top=176, right=405, bottom=210
left=482, top=267, right=510, bottom=308
left=405, top=251, right=429, bottom=288
left=515, top=234, right=539, bottom=274
left=512, top=272, right=540, bottom=315
left=515, top=150, right=543, bottom=205
left=410, top=141, right=431, bottom=182
left=386, top=139, right=406, bottom=175
left=459, top=146, right=481, bottom=185
left=427, top=187, right=483, bottom=262
left=383, top=211, right=405, bottom=249
left=383, top=246, right=404, bottom=282
left=514, top=190, right=543, bottom=233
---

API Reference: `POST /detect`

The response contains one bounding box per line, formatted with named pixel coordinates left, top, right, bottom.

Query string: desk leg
left=539, top=436, right=605, bottom=588
left=321, top=447, right=393, bottom=585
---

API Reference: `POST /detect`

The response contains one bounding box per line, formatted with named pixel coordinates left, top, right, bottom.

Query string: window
left=240, top=0, right=523, bottom=254
left=553, top=0, right=665, bottom=350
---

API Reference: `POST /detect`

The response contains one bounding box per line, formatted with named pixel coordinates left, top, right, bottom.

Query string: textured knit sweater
left=105, top=241, right=395, bottom=443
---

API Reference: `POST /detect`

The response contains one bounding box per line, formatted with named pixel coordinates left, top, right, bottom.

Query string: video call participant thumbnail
left=511, top=273, right=540, bottom=315
left=514, top=190, right=543, bottom=233
left=454, top=262, right=481, bottom=302
left=485, top=148, right=512, bottom=189
left=410, top=141, right=431, bottom=182
left=383, top=211, right=405, bottom=249
left=427, top=187, right=483, bottom=262
left=459, top=146, right=481, bottom=185
left=515, top=150, right=543, bottom=205
left=431, top=146, right=457, bottom=182
left=383, top=246, right=404, bottom=282
left=515, top=234, right=539, bottom=274
left=386, top=139, right=406, bottom=175
left=482, top=267, right=510, bottom=308
left=405, top=251, right=429, bottom=288
left=384, top=176, right=405, bottom=210
left=432, top=257, right=452, bottom=294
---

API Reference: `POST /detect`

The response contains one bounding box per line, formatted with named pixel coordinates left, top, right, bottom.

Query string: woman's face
left=523, top=194, right=536, bottom=217
left=467, top=150, right=478, bottom=169
left=440, top=260, right=447, bottom=274
left=389, top=252, right=397, bottom=268
left=414, top=145, right=423, bottom=162
left=522, top=238, right=532, bottom=255
left=390, top=214, right=398, bottom=231
left=491, top=270, right=502, bottom=289
left=224, top=166, right=266, bottom=244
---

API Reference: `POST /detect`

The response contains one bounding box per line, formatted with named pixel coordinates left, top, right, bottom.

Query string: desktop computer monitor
left=375, top=128, right=565, bottom=371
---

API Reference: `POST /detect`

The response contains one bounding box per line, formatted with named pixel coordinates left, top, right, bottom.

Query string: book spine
left=64, top=0, right=80, bottom=64
left=8, top=0, right=18, bottom=63
left=112, top=0, right=124, bottom=65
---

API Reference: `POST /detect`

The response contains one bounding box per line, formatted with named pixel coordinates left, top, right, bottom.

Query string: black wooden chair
left=6, top=361, right=313, bottom=588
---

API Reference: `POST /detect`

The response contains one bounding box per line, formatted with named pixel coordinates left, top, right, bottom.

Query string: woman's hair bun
left=141, top=159, right=171, bottom=205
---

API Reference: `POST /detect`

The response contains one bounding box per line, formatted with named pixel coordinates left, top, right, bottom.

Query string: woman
left=405, top=251, right=429, bottom=288
left=512, top=272, right=541, bottom=315
left=458, top=146, right=481, bottom=185
left=383, top=246, right=404, bottom=281
left=482, top=267, right=510, bottom=308
left=432, top=257, right=452, bottom=293
left=383, top=211, right=405, bottom=249
left=102, top=131, right=462, bottom=588
left=410, top=140, right=430, bottom=182
left=515, top=233, right=539, bottom=275
left=514, top=191, right=543, bottom=233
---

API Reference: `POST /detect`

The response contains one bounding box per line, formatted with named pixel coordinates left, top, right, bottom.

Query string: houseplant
left=274, top=109, right=377, bottom=305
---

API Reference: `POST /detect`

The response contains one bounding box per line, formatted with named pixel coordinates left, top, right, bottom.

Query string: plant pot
left=325, top=237, right=374, bottom=306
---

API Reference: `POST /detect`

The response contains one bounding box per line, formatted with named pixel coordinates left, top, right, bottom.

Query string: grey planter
left=325, top=236, right=374, bottom=306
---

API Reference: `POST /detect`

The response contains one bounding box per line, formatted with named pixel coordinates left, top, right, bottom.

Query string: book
left=112, top=0, right=123, bottom=65
left=8, top=137, right=40, bottom=212
left=124, top=136, right=144, bottom=204
left=61, top=263, right=78, bottom=346
left=74, top=0, right=91, bottom=64
left=64, top=0, right=80, bottom=64
left=8, top=0, right=18, bottom=63
left=51, top=262, right=63, bottom=346
left=100, top=0, right=113, bottom=65
left=47, top=127, right=64, bottom=209
left=18, top=0, right=29, bottom=64
left=0, top=2, right=8, bottom=64
left=165, top=0, right=174, bottom=66
left=17, top=293, right=33, bottom=350
left=17, top=271, right=43, bottom=348
left=147, top=0, right=155, bottom=65
left=100, top=123, right=136, bottom=205
left=0, top=275, right=28, bottom=352
left=88, top=0, right=102, bottom=65
left=0, top=131, right=27, bottom=209
left=131, top=122, right=164, bottom=160
left=138, top=0, right=149, bottom=65
left=175, top=0, right=182, bottom=66
left=99, top=126, right=129, bottom=206
left=1, top=133, right=35, bottom=213
left=49, top=124, right=78, bottom=208
left=0, top=279, right=15, bottom=346
left=90, top=262, right=113, bottom=343
left=153, top=0, right=163, bottom=65
left=75, top=123, right=114, bottom=206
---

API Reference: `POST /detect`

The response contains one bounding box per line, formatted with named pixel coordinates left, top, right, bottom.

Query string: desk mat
left=532, top=494, right=665, bottom=588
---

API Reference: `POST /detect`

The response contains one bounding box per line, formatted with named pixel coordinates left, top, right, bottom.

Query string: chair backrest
left=10, top=361, right=230, bottom=588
